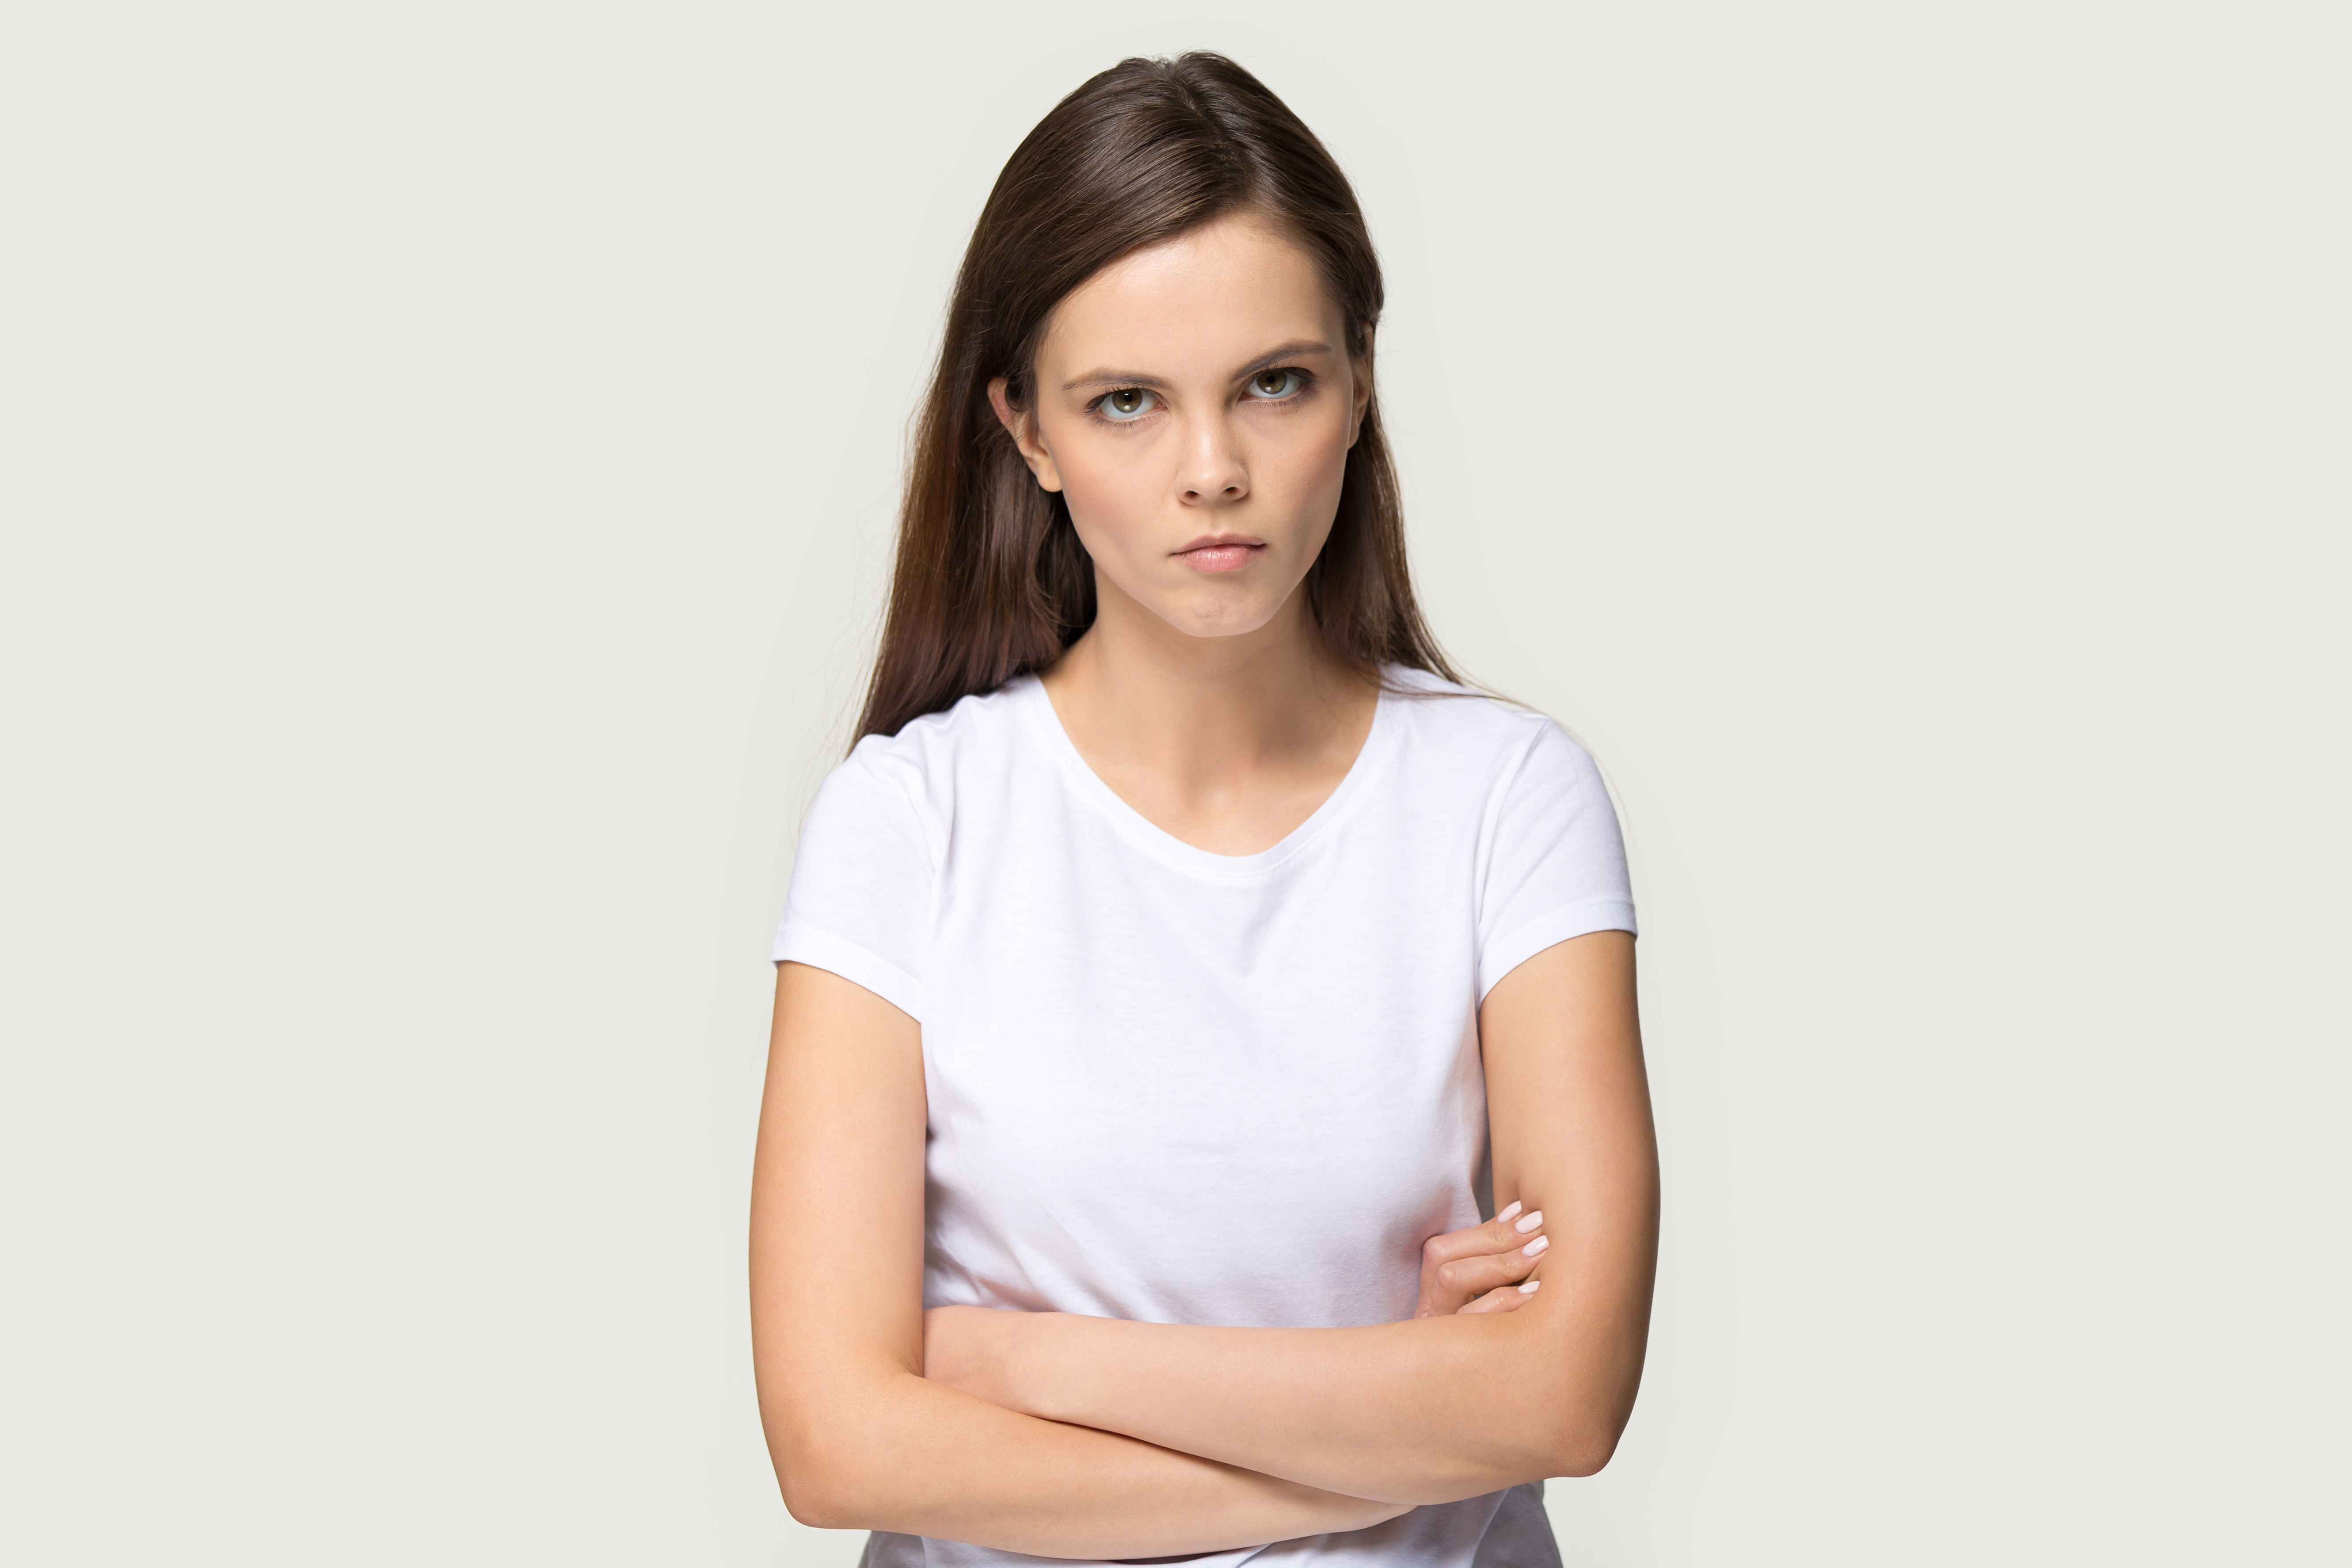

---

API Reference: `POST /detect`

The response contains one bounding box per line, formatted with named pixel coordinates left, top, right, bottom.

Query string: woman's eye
left=1097, top=387, right=1156, bottom=421
left=1246, top=369, right=1306, bottom=400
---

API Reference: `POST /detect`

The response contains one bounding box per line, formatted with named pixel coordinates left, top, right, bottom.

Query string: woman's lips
left=1173, top=538, right=1266, bottom=573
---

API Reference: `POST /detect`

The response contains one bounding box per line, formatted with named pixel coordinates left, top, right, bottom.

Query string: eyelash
left=1084, top=368, right=1317, bottom=428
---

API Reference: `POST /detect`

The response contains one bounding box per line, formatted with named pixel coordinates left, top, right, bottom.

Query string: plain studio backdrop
left=3, top=3, right=2344, bottom=1563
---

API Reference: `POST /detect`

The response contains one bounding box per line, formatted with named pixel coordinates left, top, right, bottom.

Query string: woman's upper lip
left=1172, top=533, right=1266, bottom=553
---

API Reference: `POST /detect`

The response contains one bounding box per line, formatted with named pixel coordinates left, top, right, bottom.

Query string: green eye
left=1099, top=388, right=1155, bottom=421
left=1248, top=369, right=1305, bottom=400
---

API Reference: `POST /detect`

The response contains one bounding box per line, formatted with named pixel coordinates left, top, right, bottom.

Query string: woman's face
left=992, top=214, right=1370, bottom=644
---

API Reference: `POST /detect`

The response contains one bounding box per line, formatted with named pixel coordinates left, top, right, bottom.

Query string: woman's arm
left=749, top=961, right=1408, bottom=1556
left=925, top=930, right=1658, bottom=1506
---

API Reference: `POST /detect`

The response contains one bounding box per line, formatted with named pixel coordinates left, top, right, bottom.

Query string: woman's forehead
left=1037, top=217, right=1341, bottom=379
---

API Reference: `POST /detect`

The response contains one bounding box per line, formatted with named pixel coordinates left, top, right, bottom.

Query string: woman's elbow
left=1545, top=1422, right=1623, bottom=1480
left=763, top=1402, right=891, bottom=1530
left=769, top=1436, right=858, bottom=1529
left=1533, top=1396, right=1631, bottom=1480
left=1526, top=1327, right=1645, bottom=1479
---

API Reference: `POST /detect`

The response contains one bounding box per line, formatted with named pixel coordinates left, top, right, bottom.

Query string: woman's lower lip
left=1176, top=543, right=1264, bottom=573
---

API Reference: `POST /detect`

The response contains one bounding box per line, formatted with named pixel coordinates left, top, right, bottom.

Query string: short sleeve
left=1475, top=720, right=1637, bottom=1001
left=773, top=743, right=935, bottom=1020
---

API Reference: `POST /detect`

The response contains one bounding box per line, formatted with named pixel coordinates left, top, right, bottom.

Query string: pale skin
left=749, top=213, right=1659, bottom=1553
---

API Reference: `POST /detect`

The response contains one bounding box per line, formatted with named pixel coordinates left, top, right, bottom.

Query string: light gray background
left=4, top=3, right=2344, bottom=1564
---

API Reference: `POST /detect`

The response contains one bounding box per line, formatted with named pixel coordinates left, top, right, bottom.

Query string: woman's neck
left=1038, top=575, right=1378, bottom=855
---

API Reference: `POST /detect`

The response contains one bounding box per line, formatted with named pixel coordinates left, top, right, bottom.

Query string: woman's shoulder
left=1379, top=665, right=1593, bottom=772
left=795, top=679, right=1040, bottom=881
left=827, top=677, right=1038, bottom=807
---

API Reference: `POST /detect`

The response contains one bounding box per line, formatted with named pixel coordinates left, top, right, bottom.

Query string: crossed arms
left=748, top=930, right=1656, bottom=1560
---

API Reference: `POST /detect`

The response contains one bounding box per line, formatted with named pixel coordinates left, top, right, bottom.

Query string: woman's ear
left=988, top=377, right=1064, bottom=493
left=1347, top=327, right=1375, bottom=448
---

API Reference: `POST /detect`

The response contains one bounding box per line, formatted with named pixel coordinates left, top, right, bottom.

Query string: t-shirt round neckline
left=1013, top=670, right=1399, bottom=880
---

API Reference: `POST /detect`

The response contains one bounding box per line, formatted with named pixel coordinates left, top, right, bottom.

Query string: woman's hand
left=1414, top=1201, right=1549, bottom=1317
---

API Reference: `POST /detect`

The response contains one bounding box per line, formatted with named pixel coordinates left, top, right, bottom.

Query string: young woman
left=750, top=53, right=1658, bottom=1568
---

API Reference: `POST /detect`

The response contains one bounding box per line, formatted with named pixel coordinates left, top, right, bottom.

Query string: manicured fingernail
left=1518, top=1279, right=1541, bottom=1294
left=1515, top=1210, right=1543, bottom=1234
left=1496, top=1201, right=1523, bottom=1224
left=1522, top=1234, right=1550, bottom=1258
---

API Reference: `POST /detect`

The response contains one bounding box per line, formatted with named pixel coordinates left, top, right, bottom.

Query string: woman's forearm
left=772, top=1364, right=1406, bottom=1557
left=989, top=1283, right=1641, bottom=1506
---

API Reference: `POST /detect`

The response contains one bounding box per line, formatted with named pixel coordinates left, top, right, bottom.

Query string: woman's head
left=990, top=212, right=1368, bottom=648
left=856, top=52, right=1457, bottom=741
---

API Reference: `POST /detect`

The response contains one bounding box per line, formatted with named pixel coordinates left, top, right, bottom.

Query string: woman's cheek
left=1058, top=454, right=1159, bottom=566
left=1257, top=420, right=1350, bottom=540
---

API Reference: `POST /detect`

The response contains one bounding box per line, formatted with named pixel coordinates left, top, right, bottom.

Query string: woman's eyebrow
left=1061, top=368, right=1175, bottom=392
left=1058, top=340, right=1334, bottom=393
left=1233, top=340, right=1333, bottom=379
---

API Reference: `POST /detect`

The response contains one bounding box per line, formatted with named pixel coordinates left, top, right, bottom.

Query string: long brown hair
left=853, top=52, right=1462, bottom=743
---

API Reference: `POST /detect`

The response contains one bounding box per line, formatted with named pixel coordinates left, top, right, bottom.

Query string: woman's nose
left=1177, top=416, right=1248, bottom=504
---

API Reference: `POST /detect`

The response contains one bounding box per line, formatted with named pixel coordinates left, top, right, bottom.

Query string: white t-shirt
left=775, top=666, right=1635, bottom=1568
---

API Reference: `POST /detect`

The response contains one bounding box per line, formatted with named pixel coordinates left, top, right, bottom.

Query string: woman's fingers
left=1415, top=1204, right=1548, bottom=1317
left=1459, top=1279, right=1541, bottom=1315
left=1427, top=1235, right=1549, bottom=1314
left=1421, top=1206, right=1545, bottom=1269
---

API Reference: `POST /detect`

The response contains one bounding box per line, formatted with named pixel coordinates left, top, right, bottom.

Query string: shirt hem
left=1477, top=898, right=1638, bottom=1002
left=773, top=923, right=922, bottom=1022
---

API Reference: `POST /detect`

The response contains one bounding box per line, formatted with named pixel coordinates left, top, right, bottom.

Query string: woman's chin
left=1158, top=593, right=1293, bottom=643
